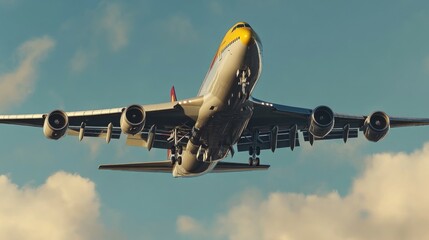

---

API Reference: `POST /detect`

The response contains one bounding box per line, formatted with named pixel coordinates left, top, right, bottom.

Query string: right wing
left=237, top=97, right=429, bottom=153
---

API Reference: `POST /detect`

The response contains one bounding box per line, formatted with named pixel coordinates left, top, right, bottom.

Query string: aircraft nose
left=239, top=28, right=253, bottom=46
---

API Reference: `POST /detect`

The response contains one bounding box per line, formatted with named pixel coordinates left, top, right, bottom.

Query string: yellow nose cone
left=239, top=28, right=253, bottom=46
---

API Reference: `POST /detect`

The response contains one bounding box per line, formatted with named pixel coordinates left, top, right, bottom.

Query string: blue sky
left=1, top=1, right=429, bottom=239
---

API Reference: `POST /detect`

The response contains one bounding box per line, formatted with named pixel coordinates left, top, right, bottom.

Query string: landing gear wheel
left=256, top=147, right=261, bottom=156
left=177, top=156, right=182, bottom=165
left=255, top=157, right=260, bottom=166
left=249, top=147, right=254, bottom=156
left=170, top=156, right=176, bottom=165
left=248, top=157, right=253, bottom=166
left=170, top=146, right=176, bottom=155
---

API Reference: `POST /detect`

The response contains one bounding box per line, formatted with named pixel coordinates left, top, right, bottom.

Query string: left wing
left=237, top=97, right=429, bottom=153
left=0, top=96, right=203, bottom=146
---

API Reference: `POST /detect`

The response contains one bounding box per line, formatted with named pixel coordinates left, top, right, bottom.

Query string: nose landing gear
left=237, top=68, right=251, bottom=99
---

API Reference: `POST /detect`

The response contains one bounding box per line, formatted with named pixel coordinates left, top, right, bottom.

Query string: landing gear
left=170, top=145, right=183, bottom=165
left=237, top=68, right=251, bottom=99
left=197, top=145, right=210, bottom=162
left=248, top=146, right=261, bottom=166
left=248, top=157, right=260, bottom=166
left=248, top=146, right=260, bottom=156
left=170, top=128, right=184, bottom=165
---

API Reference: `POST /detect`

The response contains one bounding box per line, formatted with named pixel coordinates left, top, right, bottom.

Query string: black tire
left=249, top=146, right=254, bottom=156
left=256, top=147, right=261, bottom=156
left=177, top=156, right=182, bottom=165
left=170, top=156, right=176, bottom=165
left=255, top=157, right=260, bottom=166
left=248, top=157, right=253, bottom=166
left=171, top=146, right=176, bottom=155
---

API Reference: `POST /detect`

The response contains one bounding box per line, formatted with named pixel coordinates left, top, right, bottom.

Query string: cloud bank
left=0, top=171, right=108, bottom=240
left=0, top=36, right=54, bottom=111
left=179, top=143, right=429, bottom=240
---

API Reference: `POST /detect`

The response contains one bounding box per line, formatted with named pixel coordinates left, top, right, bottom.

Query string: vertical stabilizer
left=168, top=86, right=177, bottom=159
left=170, top=86, right=177, bottom=102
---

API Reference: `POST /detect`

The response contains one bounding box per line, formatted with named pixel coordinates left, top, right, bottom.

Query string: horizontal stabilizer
left=213, top=161, right=270, bottom=172
left=99, top=160, right=270, bottom=174
left=99, top=160, right=172, bottom=173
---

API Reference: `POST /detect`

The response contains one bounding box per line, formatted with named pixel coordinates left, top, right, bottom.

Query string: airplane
left=1, top=21, right=429, bottom=178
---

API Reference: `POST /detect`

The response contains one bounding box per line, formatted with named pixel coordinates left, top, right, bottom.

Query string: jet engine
left=309, top=105, right=335, bottom=138
left=363, top=111, right=390, bottom=142
left=120, top=104, right=146, bottom=135
left=43, top=110, right=69, bottom=140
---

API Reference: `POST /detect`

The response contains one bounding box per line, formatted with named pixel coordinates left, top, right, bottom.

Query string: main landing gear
left=170, top=128, right=183, bottom=165
left=237, top=68, right=251, bottom=99
left=248, top=146, right=261, bottom=166
left=170, top=145, right=183, bottom=165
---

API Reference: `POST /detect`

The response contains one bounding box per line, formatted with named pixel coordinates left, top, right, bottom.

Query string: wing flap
left=302, top=128, right=358, bottom=142
left=237, top=128, right=300, bottom=152
left=68, top=126, right=122, bottom=139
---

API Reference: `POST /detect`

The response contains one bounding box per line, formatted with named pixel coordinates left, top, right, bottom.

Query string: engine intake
left=364, top=111, right=390, bottom=142
left=43, top=110, right=69, bottom=140
left=309, top=105, right=335, bottom=138
left=120, top=104, right=146, bottom=135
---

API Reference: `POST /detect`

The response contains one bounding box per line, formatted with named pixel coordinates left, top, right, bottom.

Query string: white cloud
left=69, top=2, right=131, bottom=73
left=97, top=2, right=131, bottom=52
left=177, top=215, right=204, bottom=235
left=0, top=36, right=55, bottom=111
left=0, top=171, right=111, bottom=240
left=179, top=143, right=429, bottom=240
left=163, top=15, right=198, bottom=43
left=69, top=49, right=91, bottom=73
left=84, top=138, right=104, bottom=159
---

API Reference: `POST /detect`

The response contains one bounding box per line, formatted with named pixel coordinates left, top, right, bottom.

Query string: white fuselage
left=173, top=25, right=263, bottom=177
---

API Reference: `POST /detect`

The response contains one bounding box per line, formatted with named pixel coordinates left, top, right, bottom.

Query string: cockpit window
left=231, top=23, right=250, bottom=32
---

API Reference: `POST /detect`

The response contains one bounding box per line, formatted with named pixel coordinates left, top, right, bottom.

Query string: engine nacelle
left=309, top=105, right=335, bottom=138
left=43, top=110, right=69, bottom=140
left=364, top=111, right=390, bottom=142
left=120, top=104, right=146, bottom=135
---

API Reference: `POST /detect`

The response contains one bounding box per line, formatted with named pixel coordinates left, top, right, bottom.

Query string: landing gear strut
left=170, top=128, right=183, bottom=165
left=237, top=68, right=251, bottom=99
left=197, top=145, right=210, bottom=162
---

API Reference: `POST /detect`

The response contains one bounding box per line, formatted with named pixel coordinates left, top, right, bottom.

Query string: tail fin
left=170, top=86, right=177, bottom=102
left=168, top=86, right=177, bottom=159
